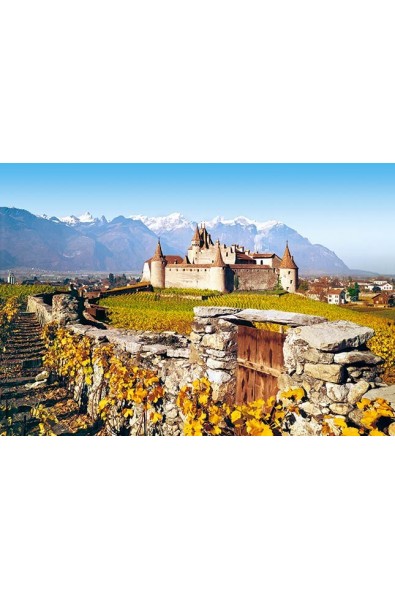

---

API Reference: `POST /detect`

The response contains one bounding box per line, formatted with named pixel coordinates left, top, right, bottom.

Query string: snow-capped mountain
left=131, top=212, right=194, bottom=233
left=129, top=212, right=352, bottom=274
left=205, top=215, right=280, bottom=232
left=60, top=211, right=97, bottom=225
left=0, top=207, right=360, bottom=274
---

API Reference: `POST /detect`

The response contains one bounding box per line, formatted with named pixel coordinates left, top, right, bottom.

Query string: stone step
left=1, top=357, right=43, bottom=369
left=0, top=375, right=38, bottom=387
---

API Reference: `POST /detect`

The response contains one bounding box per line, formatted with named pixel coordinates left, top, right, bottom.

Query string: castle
left=142, top=224, right=298, bottom=293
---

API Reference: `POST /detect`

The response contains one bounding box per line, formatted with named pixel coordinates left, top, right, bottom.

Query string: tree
left=347, top=282, right=360, bottom=301
left=108, top=273, right=115, bottom=285
left=297, top=279, right=309, bottom=292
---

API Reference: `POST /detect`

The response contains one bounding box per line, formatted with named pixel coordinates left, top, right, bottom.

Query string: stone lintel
left=297, top=320, right=374, bottom=352
left=222, top=309, right=327, bottom=327
left=193, top=307, right=242, bottom=318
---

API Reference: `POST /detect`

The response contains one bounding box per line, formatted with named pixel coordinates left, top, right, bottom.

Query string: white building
left=381, top=283, right=393, bottom=291
left=327, top=288, right=346, bottom=305
left=7, top=271, right=15, bottom=284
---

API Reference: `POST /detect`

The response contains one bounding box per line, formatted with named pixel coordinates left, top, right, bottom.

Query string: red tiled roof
left=213, top=241, right=225, bottom=267
left=280, top=243, right=298, bottom=269
left=252, top=253, right=276, bottom=258
left=152, top=239, right=165, bottom=261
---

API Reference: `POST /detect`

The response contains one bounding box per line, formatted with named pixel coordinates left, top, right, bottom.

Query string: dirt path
left=0, top=312, right=99, bottom=435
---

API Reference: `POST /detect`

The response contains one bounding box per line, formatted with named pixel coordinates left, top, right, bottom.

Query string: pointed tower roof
left=192, top=225, right=201, bottom=244
left=213, top=240, right=225, bottom=267
left=152, top=239, right=165, bottom=261
left=280, top=242, right=298, bottom=269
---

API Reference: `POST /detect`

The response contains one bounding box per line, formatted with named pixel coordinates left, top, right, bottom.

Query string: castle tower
left=210, top=240, right=227, bottom=293
left=150, top=239, right=166, bottom=288
left=279, top=242, right=298, bottom=293
left=189, top=225, right=201, bottom=264
left=191, top=225, right=201, bottom=246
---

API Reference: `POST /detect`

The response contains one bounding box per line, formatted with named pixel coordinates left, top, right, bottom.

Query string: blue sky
left=0, top=164, right=394, bottom=273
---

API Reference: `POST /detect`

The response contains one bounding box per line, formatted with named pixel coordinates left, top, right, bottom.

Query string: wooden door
left=236, top=325, right=285, bottom=406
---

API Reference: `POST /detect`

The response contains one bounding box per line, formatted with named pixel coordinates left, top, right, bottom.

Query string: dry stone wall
left=27, top=294, right=392, bottom=435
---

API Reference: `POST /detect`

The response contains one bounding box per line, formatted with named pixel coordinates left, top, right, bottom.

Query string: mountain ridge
left=0, top=207, right=373, bottom=275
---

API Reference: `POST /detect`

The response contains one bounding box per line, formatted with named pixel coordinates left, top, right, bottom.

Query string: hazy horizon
left=1, top=164, right=394, bottom=272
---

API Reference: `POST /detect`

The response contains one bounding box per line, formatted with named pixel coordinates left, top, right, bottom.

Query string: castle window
left=290, top=280, right=293, bottom=283
left=288, top=271, right=291, bottom=275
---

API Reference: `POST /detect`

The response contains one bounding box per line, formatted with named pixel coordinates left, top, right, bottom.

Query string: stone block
left=326, top=383, right=351, bottom=403
left=334, top=350, right=383, bottom=365
left=201, top=333, right=233, bottom=351
left=206, top=369, right=232, bottom=385
left=348, top=408, right=364, bottom=428
left=289, top=414, right=322, bottom=436
left=189, top=346, right=205, bottom=366
left=388, top=423, right=395, bottom=436
left=362, top=385, right=395, bottom=409
left=347, top=381, right=371, bottom=404
left=166, top=348, right=190, bottom=358
left=304, top=363, right=345, bottom=384
left=224, top=309, right=327, bottom=327
left=299, top=401, right=322, bottom=417
left=206, top=357, right=235, bottom=371
left=190, top=332, right=202, bottom=344
left=193, top=307, right=241, bottom=318
left=299, top=348, right=335, bottom=364
left=329, top=403, right=353, bottom=416
left=278, top=373, right=295, bottom=391
left=297, top=320, right=374, bottom=352
left=205, top=349, right=227, bottom=358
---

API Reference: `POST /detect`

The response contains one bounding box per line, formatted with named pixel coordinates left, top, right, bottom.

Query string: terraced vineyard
left=99, top=291, right=395, bottom=383
left=0, top=284, right=63, bottom=306
left=0, top=293, right=97, bottom=436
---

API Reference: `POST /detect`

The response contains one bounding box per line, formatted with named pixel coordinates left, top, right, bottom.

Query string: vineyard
left=99, top=291, right=395, bottom=382
left=0, top=284, right=63, bottom=307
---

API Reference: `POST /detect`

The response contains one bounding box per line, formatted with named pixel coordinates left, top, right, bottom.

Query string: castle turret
left=191, top=225, right=201, bottom=246
left=150, top=239, right=166, bottom=288
left=210, top=240, right=227, bottom=293
left=279, top=242, right=298, bottom=293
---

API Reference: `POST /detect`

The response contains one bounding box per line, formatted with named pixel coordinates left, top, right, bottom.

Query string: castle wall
left=231, top=267, right=278, bottom=291
left=141, top=262, right=151, bottom=282
left=187, top=245, right=237, bottom=265
left=165, top=266, right=216, bottom=290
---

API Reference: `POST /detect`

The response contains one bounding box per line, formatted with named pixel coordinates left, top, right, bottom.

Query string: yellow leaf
left=369, top=429, right=386, bottom=436
left=341, top=427, right=360, bottom=436
left=231, top=410, right=242, bottom=424
left=151, top=411, right=162, bottom=423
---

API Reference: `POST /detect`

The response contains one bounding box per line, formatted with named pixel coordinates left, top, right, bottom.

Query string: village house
left=142, top=224, right=298, bottom=293
left=327, top=288, right=347, bottom=305
left=372, top=291, right=395, bottom=307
